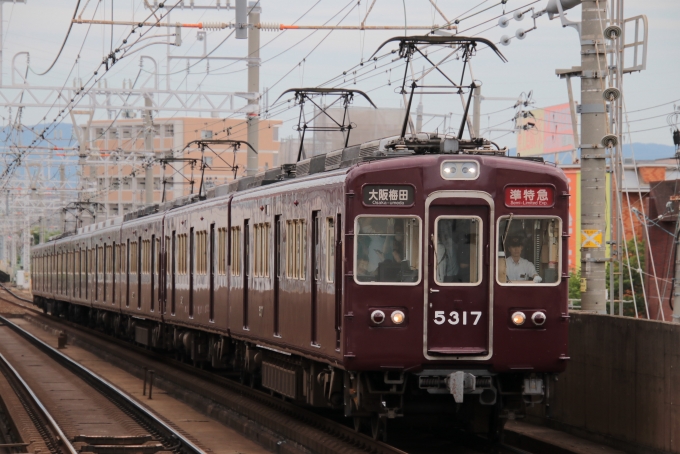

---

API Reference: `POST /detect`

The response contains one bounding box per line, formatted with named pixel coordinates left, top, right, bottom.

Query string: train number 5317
left=433, top=311, right=482, bottom=326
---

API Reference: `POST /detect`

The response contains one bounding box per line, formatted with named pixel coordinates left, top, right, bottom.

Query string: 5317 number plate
left=433, top=311, right=482, bottom=326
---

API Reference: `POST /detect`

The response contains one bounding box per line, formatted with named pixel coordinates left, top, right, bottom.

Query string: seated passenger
left=505, top=236, right=542, bottom=283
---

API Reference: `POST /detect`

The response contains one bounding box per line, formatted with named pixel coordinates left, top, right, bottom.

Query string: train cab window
left=434, top=217, right=482, bottom=285
left=354, top=216, right=421, bottom=285
left=497, top=216, right=561, bottom=285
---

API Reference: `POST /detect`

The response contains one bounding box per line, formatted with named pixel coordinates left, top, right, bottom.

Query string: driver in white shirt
left=505, top=236, right=542, bottom=283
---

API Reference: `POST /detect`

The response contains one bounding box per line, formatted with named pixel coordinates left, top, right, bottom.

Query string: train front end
left=342, top=145, right=569, bottom=434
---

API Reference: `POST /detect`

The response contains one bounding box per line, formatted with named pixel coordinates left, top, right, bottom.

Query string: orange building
left=82, top=117, right=282, bottom=219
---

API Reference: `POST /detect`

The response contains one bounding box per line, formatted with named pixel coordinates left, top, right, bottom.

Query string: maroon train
left=31, top=134, right=569, bottom=438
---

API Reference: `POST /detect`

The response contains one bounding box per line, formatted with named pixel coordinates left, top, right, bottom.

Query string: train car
left=31, top=133, right=569, bottom=440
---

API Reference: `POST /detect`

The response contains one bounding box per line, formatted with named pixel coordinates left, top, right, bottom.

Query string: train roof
left=34, top=132, right=555, bottom=245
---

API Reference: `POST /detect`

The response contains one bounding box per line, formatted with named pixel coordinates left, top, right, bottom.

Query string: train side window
left=97, top=246, right=104, bottom=274
left=130, top=242, right=138, bottom=274
left=156, top=238, right=161, bottom=274
left=434, top=217, right=482, bottom=285
left=106, top=245, right=113, bottom=274
left=230, top=227, right=241, bottom=276
left=178, top=234, right=187, bottom=275
left=218, top=228, right=227, bottom=275
left=254, top=224, right=261, bottom=277
left=165, top=235, right=171, bottom=275
left=286, top=221, right=294, bottom=278
left=196, top=230, right=207, bottom=275
left=326, top=217, right=335, bottom=283
left=354, top=216, right=422, bottom=285
left=497, top=216, right=561, bottom=285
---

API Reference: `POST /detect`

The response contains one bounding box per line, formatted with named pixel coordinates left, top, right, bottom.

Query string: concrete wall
left=529, top=313, right=680, bottom=453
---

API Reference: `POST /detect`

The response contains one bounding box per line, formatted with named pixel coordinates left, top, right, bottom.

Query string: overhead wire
left=31, top=0, right=82, bottom=76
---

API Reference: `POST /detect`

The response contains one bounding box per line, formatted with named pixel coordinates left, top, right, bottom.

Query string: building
left=80, top=117, right=282, bottom=221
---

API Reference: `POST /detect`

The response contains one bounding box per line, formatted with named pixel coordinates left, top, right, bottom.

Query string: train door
left=274, top=215, right=281, bottom=336
left=151, top=235, right=155, bottom=312
left=209, top=223, right=215, bottom=322
left=424, top=194, right=492, bottom=359
left=311, top=211, right=320, bottom=345
left=243, top=220, right=250, bottom=329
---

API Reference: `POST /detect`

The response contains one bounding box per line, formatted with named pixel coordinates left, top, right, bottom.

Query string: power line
left=31, top=0, right=82, bottom=76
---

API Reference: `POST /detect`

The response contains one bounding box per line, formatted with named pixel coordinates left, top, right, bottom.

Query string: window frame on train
left=433, top=215, right=483, bottom=287
left=495, top=215, right=563, bottom=287
left=353, top=214, right=423, bottom=286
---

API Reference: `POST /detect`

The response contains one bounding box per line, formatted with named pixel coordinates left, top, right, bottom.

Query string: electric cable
left=31, top=0, right=82, bottom=76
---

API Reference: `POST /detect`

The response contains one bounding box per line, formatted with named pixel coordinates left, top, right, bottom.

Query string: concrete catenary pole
left=144, top=94, right=154, bottom=205
left=246, top=1, right=260, bottom=176
left=22, top=220, right=30, bottom=288
left=579, top=0, right=609, bottom=313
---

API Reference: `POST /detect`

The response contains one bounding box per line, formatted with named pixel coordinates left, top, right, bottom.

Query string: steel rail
left=0, top=351, right=78, bottom=454
left=0, top=313, right=205, bottom=454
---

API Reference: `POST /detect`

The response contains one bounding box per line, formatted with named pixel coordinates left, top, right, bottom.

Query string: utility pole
left=246, top=1, right=260, bottom=175
left=579, top=0, right=609, bottom=313
left=22, top=220, right=29, bottom=288
left=144, top=94, right=155, bottom=205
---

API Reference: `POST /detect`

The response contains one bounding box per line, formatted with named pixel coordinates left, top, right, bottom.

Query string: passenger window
left=354, top=216, right=421, bottom=285
left=497, top=217, right=561, bottom=284
left=326, top=218, right=335, bottom=283
left=434, top=217, right=481, bottom=285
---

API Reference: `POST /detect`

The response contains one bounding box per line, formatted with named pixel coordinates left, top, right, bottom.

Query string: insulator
left=498, top=16, right=510, bottom=28
left=601, top=134, right=618, bottom=148
left=602, top=87, right=621, bottom=102
left=500, top=35, right=511, bottom=46
left=515, top=28, right=527, bottom=40
left=603, top=25, right=622, bottom=40
left=258, top=22, right=281, bottom=31
left=513, top=10, right=525, bottom=21
left=202, top=22, right=227, bottom=31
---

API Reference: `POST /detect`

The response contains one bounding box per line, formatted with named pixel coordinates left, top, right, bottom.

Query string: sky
left=1, top=0, right=678, bottom=152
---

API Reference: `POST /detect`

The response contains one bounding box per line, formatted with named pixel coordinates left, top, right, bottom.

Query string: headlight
left=532, top=312, right=546, bottom=326
left=441, top=160, right=479, bottom=180
left=511, top=311, right=526, bottom=326
left=442, top=163, right=456, bottom=174
left=371, top=310, right=385, bottom=324
left=391, top=310, right=405, bottom=325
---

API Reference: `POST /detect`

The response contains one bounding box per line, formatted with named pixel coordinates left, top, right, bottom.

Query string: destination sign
left=363, top=185, right=415, bottom=207
left=504, top=186, right=554, bottom=208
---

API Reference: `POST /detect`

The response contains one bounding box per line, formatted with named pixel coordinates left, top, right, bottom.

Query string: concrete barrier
left=528, top=312, right=680, bottom=454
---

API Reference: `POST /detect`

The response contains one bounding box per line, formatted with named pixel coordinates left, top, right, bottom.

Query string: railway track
left=0, top=285, right=531, bottom=454
left=0, top=290, right=203, bottom=454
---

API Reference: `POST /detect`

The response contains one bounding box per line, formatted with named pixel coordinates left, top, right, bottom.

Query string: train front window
left=434, top=217, right=482, bottom=285
left=497, top=216, right=561, bottom=285
left=355, top=216, right=421, bottom=285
